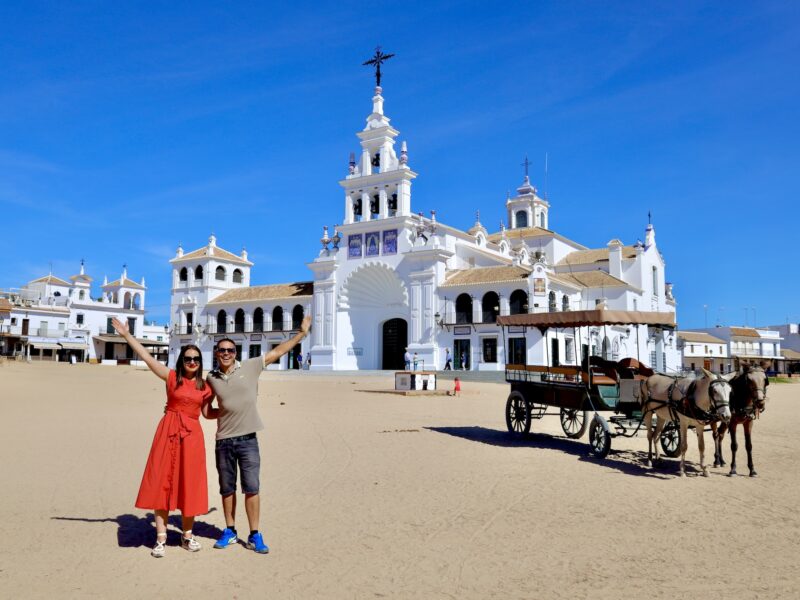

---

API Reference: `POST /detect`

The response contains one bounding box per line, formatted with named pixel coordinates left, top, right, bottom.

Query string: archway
left=382, top=319, right=408, bottom=370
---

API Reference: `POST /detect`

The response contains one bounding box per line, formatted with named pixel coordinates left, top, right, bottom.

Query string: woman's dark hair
left=175, top=344, right=206, bottom=390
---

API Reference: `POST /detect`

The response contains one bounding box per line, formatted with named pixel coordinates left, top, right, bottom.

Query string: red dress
left=135, top=370, right=212, bottom=516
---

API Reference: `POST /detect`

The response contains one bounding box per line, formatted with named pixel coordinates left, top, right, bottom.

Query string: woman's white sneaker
left=151, top=538, right=167, bottom=558
left=182, top=535, right=201, bottom=552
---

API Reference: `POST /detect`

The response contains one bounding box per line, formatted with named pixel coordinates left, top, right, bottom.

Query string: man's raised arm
left=263, top=315, right=311, bottom=367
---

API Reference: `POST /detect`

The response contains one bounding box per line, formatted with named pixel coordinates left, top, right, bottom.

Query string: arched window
left=132, top=293, right=141, bottom=310
left=562, top=295, right=569, bottom=311
left=272, top=306, right=284, bottom=331
left=179, top=267, right=188, bottom=282
left=548, top=291, right=557, bottom=313
left=253, top=308, right=264, bottom=332
left=481, top=291, right=499, bottom=324
left=194, top=265, right=203, bottom=281
left=602, top=336, right=611, bottom=360
left=509, top=289, right=528, bottom=315
left=123, top=292, right=132, bottom=309
left=292, top=305, right=304, bottom=330
left=215, top=266, right=226, bottom=281
left=515, top=210, right=528, bottom=228
left=455, top=293, right=473, bottom=324
left=538, top=212, right=545, bottom=228
left=78, top=290, right=85, bottom=300
left=652, top=266, right=658, bottom=296
left=234, top=309, right=245, bottom=333
left=216, top=310, right=227, bottom=334
left=233, top=269, right=243, bottom=284
left=612, top=338, right=620, bottom=361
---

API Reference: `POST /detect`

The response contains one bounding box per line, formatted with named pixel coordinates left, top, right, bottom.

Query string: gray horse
left=641, top=369, right=733, bottom=477
left=711, top=364, right=769, bottom=477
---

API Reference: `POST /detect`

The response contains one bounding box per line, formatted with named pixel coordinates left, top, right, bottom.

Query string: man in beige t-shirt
left=207, top=316, right=311, bottom=554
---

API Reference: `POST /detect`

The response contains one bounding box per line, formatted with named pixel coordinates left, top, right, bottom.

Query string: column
left=378, top=189, right=388, bottom=219
left=345, top=193, right=354, bottom=224
left=361, top=192, right=371, bottom=221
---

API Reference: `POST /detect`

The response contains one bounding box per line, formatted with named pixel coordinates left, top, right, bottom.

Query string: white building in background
left=0, top=262, right=168, bottom=363
left=684, top=326, right=784, bottom=372
left=677, top=331, right=729, bottom=373
left=168, top=78, right=681, bottom=373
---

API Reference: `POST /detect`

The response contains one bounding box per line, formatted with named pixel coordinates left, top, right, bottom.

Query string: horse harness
left=648, top=377, right=729, bottom=424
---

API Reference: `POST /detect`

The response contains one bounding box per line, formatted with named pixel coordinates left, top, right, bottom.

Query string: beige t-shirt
left=207, top=357, right=265, bottom=440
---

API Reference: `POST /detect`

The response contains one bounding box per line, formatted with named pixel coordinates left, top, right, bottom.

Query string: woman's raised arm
left=111, top=317, right=169, bottom=381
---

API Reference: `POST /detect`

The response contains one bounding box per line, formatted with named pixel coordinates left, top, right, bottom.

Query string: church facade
left=168, top=82, right=680, bottom=373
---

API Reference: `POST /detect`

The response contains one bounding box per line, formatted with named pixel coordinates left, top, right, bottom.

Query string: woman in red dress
left=111, top=318, right=215, bottom=558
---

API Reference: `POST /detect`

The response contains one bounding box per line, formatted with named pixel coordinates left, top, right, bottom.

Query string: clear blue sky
left=1, top=1, right=797, bottom=328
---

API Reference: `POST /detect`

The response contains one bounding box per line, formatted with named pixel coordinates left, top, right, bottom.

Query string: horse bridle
left=707, top=378, right=732, bottom=415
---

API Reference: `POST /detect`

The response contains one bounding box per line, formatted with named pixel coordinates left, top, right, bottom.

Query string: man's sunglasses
left=183, top=356, right=201, bottom=364
left=217, top=348, right=236, bottom=355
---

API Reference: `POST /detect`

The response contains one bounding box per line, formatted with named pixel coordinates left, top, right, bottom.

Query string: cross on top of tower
left=521, top=155, right=531, bottom=177
left=648, top=210, right=652, bottom=225
left=363, top=46, right=395, bottom=88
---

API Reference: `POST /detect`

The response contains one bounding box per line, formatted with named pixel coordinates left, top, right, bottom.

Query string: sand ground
left=0, top=361, right=798, bottom=599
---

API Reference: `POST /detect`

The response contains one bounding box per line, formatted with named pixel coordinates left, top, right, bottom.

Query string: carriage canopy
left=496, top=308, right=676, bottom=330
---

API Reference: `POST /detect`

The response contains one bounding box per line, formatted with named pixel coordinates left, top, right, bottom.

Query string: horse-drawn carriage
left=496, top=308, right=680, bottom=458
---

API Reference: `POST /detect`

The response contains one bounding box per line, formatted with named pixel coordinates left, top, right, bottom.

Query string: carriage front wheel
left=588, top=416, right=611, bottom=458
left=659, top=420, right=681, bottom=458
left=505, top=391, right=531, bottom=436
left=560, top=408, right=588, bottom=439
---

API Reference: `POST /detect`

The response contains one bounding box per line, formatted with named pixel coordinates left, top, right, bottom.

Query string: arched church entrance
left=382, top=319, right=408, bottom=370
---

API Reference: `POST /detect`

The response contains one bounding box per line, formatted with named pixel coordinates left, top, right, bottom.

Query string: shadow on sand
left=51, top=508, right=222, bottom=547
left=425, top=426, right=714, bottom=479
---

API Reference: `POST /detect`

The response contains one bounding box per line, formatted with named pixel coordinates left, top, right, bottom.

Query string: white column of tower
left=345, top=193, right=354, bottom=224
left=379, top=189, right=388, bottom=219
left=361, top=192, right=371, bottom=221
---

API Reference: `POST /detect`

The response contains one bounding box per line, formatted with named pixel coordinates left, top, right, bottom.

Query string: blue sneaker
left=247, top=532, right=269, bottom=554
left=214, top=528, right=238, bottom=549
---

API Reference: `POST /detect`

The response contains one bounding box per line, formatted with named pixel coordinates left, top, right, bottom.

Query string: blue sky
left=1, top=1, right=797, bottom=328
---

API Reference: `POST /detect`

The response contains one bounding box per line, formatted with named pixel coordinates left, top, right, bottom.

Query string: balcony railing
left=204, top=324, right=299, bottom=335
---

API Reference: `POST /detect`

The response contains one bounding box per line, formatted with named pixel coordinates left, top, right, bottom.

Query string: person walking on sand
left=404, top=348, right=411, bottom=371
left=444, top=348, right=452, bottom=371
left=111, top=317, right=215, bottom=558
left=208, top=315, right=311, bottom=554
left=413, top=352, right=419, bottom=371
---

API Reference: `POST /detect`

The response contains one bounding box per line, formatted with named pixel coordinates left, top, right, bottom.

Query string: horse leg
left=645, top=409, right=655, bottom=467
left=697, top=423, right=708, bottom=477
left=652, top=414, right=667, bottom=466
left=679, top=419, right=689, bottom=477
left=713, top=421, right=728, bottom=467
left=745, top=420, right=757, bottom=477
left=728, top=420, right=739, bottom=477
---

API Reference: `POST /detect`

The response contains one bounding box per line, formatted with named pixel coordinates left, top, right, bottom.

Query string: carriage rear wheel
left=588, top=416, right=611, bottom=458
left=659, top=420, right=681, bottom=458
left=560, top=408, right=589, bottom=439
left=505, top=391, right=531, bottom=436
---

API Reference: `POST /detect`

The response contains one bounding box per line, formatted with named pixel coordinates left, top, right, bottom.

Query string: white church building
left=168, top=77, right=680, bottom=373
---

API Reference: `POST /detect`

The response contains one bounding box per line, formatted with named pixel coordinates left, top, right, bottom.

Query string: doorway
left=382, top=318, right=408, bottom=370
left=454, top=339, right=471, bottom=370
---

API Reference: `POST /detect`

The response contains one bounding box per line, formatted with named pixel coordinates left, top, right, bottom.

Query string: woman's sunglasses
left=183, top=356, right=201, bottom=364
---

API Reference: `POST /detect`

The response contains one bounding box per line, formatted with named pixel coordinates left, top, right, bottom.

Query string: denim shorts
left=215, top=434, right=260, bottom=496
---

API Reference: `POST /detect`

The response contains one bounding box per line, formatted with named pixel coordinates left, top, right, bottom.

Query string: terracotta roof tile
left=486, top=226, right=553, bottom=243
left=103, top=278, right=145, bottom=290
left=677, top=331, right=726, bottom=344
left=29, top=275, right=71, bottom=286
left=730, top=327, right=760, bottom=338
left=440, top=266, right=531, bottom=287
left=0, top=298, right=13, bottom=313
left=557, top=245, right=637, bottom=266
left=173, top=246, right=252, bottom=266
left=207, top=282, right=313, bottom=304
left=548, top=271, right=630, bottom=289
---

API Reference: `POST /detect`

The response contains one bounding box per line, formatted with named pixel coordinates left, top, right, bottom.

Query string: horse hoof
left=728, top=471, right=737, bottom=477
left=702, top=470, right=709, bottom=477
left=679, top=471, right=686, bottom=478
left=750, top=471, right=758, bottom=478
left=713, top=461, right=720, bottom=468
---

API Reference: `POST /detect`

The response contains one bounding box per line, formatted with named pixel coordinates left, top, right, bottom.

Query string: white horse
left=641, top=369, right=733, bottom=477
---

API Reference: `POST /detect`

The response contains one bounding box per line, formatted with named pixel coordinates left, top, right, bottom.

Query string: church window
left=292, top=305, right=304, bottom=330
left=253, top=308, right=264, bottom=332
left=548, top=291, right=557, bottom=313
left=215, top=266, right=226, bottom=281
left=179, top=267, right=188, bottom=282
left=272, top=306, right=284, bottom=331
left=482, top=338, right=498, bottom=363
left=54, top=291, right=61, bottom=297
left=233, top=269, right=243, bottom=284
left=370, top=195, right=379, bottom=214
left=194, top=265, right=203, bottom=281
left=562, top=295, right=570, bottom=311
left=515, top=210, right=528, bottom=228
left=353, top=196, right=362, bottom=218
left=538, top=212, right=545, bottom=228
left=481, top=292, right=500, bottom=324
left=216, top=310, right=227, bottom=334
left=234, top=309, right=245, bottom=333
left=652, top=267, right=658, bottom=296
left=389, top=193, right=398, bottom=214
left=132, top=293, right=141, bottom=310
left=371, top=152, right=381, bottom=173
left=123, top=292, right=132, bottom=309
left=455, top=294, right=473, bottom=325
left=78, top=290, right=85, bottom=300
left=509, top=289, right=528, bottom=315
left=76, top=314, right=84, bottom=326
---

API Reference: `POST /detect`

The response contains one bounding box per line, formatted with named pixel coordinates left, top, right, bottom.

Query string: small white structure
left=677, top=331, right=729, bottom=373
left=684, top=326, right=783, bottom=372
left=0, top=262, right=168, bottom=363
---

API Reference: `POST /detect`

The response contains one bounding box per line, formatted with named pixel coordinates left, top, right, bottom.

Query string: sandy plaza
left=0, top=361, right=798, bottom=599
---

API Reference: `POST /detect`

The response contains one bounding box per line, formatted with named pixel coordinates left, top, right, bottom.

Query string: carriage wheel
left=659, top=420, right=681, bottom=458
left=505, top=392, right=531, bottom=436
left=560, top=408, right=588, bottom=439
left=588, top=416, right=611, bottom=458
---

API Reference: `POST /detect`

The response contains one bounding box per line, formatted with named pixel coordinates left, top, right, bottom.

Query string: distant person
left=413, top=352, right=419, bottom=371
left=404, top=348, right=411, bottom=371
left=111, top=317, right=214, bottom=558
left=206, top=315, right=311, bottom=555
left=444, top=348, right=452, bottom=371
left=454, top=377, right=461, bottom=396
left=296, top=351, right=303, bottom=370
left=461, top=351, right=467, bottom=371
